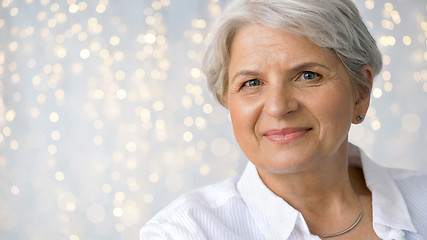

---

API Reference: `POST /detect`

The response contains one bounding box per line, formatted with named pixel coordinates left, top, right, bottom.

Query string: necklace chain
left=310, top=193, right=363, bottom=238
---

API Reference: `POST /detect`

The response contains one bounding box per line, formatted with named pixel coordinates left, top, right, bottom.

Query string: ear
left=352, top=65, right=373, bottom=124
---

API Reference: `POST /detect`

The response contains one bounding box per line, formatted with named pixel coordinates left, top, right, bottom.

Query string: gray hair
left=202, top=0, right=383, bottom=107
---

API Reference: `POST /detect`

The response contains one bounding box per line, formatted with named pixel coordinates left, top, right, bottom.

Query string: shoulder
left=360, top=148, right=427, bottom=195
left=384, top=166, right=427, bottom=212
left=385, top=166, right=427, bottom=193
left=387, top=166, right=427, bottom=206
left=385, top=166, right=427, bottom=237
left=371, top=162, right=427, bottom=205
left=165, top=174, right=242, bottom=212
left=139, top=175, right=243, bottom=239
left=362, top=153, right=427, bottom=238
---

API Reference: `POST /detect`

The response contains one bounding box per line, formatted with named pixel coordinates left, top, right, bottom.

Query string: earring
left=356, top=115, right=363, bottom=122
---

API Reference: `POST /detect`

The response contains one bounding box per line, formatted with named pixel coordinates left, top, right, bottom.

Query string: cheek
left=310, top=90, right=354, bottom=128
left=229, top=99, right=249, bottom=133
left=228, top=96, right=262, bottom=140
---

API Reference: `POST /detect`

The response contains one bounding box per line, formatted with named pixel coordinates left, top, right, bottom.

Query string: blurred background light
left=0, top=0, right=426, bottom=239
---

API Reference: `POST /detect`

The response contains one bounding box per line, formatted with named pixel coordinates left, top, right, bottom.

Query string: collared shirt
left=140, top=148, right=427, bottom=240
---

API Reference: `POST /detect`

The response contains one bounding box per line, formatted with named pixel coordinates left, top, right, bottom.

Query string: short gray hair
left=202, top=0, right=383, bottom=107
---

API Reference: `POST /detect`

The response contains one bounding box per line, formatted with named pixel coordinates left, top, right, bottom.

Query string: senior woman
left=140, top=0, right=427, bottom=239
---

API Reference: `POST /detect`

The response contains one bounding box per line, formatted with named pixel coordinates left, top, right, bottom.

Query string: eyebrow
left=290, top=62, right=331, bottom=73
left=231, top=62, right=331, bottom=83
left=231, top=70, right=261, bottom=83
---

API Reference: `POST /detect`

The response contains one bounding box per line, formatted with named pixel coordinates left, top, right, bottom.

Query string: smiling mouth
left=263, top=128, right=312, bottom=144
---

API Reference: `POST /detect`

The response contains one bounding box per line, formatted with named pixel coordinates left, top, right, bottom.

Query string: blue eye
left=301, top=71, right=320, bottom=80
left=243, top=79, right=261, bottom=87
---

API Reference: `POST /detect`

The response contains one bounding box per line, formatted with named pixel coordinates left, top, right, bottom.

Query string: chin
left=251, top=153, right=317, bottom=175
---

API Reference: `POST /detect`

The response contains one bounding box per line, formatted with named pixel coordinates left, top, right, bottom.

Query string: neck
left=257, top=143, right=353, bottom=200
left=256, top=142, right=361, bottom=233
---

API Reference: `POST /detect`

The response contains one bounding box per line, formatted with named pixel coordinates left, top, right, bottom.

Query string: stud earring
left=356, top=115, right=363, bottom=122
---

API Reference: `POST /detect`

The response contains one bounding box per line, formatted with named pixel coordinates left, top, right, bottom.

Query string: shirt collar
left=237, top=162, right=310, bottom=239
left=236, top=146, right=418, bottom=239
left=360, top=149, right=417, bottom=234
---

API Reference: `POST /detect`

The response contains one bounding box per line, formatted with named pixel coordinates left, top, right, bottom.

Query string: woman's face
left=227, top=24, right=370, bottom=175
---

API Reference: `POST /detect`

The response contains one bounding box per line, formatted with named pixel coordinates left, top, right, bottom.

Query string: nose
left=263, top=83, right=299, bottom=119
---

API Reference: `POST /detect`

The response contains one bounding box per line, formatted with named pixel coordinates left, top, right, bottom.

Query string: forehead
left=232, top=24, right=308, bottom=49
left=229, top=24, right=339, bottom=70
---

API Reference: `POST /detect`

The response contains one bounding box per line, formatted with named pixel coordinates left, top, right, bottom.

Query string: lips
left=263, top=128, right=312, bottom=144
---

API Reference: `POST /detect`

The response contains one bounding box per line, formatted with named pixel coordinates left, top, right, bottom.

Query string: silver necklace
left=310, top=194, right=363, bottom=238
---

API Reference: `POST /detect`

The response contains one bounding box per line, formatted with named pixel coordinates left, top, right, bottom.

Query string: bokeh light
left=0, top=0, right=426, bottom=239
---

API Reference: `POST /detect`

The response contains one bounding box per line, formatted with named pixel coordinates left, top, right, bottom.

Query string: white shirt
left=140, top=149, right=427, bottom=240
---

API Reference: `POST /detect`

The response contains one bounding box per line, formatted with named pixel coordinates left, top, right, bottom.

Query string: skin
left=226, top=24, right=379, bottom=239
